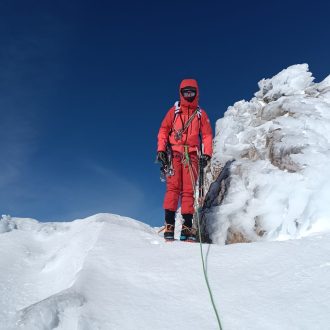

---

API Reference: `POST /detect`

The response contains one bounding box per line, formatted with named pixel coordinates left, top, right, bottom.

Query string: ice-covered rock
left=210, top=64, right=330, bottom=244
left=255, top=64, right=314, bottom=101
left=0, top=215, right=16, bottom=233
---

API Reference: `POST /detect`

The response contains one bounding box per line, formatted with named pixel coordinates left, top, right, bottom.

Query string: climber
left=157, top=78, right=213, bottom=241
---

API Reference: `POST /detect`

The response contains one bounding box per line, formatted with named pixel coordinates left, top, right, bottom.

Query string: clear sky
left=1, top=0, right=330, bottom=226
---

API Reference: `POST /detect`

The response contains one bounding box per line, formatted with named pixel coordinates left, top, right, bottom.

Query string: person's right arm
left=157, top=107, right=174, bottom=152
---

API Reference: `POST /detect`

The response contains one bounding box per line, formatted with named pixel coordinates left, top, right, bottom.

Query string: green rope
left=196, top=209, right=223, bottom=330
left=185, top=150, right=223, bottom=330
left=183, top=146, right=190, bottom=167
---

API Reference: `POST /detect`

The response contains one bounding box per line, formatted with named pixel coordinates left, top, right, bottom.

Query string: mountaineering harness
left=159, top=101, right=202, bottom=181
left=172, top=101, right=202, bottom=142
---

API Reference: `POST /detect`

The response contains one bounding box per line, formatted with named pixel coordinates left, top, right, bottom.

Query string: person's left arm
left=200, top=110, right=213, bottom=157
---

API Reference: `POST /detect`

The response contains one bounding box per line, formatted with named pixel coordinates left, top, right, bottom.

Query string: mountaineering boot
left=180, top=214, right=196, bottom=242
left=180, top=225, right=197, bottom=242
left=164, top=209, right=175, bottom=241
left=164, top=224, right=175, bottom=241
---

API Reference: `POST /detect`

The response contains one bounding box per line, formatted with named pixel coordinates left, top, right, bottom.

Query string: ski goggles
left=180, top=87, right=197, bottom=99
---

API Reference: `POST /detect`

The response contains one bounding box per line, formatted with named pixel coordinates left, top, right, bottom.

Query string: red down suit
left=157, top=79, right=213, bottom=214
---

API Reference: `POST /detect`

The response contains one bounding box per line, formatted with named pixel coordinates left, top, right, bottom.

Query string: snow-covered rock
left=211, top=64, right=330, bottom=244
left=1, top=214, right=330, bottom=329
left=0, top=215, right=16, bottom=233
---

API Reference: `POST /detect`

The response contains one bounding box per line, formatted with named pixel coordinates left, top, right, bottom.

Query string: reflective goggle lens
left=181, top=89, right=196, bottom=98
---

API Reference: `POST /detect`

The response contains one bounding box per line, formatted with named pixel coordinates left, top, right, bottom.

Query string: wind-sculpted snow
left=17, top=289, right=85, bottom=330
left=211, top=64, right=330, bottom=244
left=0, top=215, right=17, bottom=233
left=1, top=214, right=330, bottom=329
left=0, top=214, right=159, bottom=329
left=0, top=215, right=105, bottom=329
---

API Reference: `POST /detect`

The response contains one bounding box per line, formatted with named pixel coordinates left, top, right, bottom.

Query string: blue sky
left=1, top=0, right=330, bottom=226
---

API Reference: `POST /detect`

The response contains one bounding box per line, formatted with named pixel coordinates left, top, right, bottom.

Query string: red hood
left=179, top=79, right=199, bottom=109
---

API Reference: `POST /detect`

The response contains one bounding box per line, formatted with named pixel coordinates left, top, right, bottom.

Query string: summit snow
left=1, top=214, right=330, bottom=329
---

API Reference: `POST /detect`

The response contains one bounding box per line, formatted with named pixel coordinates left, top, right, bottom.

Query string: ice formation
left=210, top=64, right=330, bottom=244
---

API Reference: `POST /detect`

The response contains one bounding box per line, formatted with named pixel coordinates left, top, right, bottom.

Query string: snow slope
left=1, top=214, right=330, bottom=330
left=210, top=64, right=330, bottom=244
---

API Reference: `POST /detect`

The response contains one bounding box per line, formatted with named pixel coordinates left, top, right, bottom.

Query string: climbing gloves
left=199, top=154, right=211, bottom=169
left=157, top=151, right=168, bottom=166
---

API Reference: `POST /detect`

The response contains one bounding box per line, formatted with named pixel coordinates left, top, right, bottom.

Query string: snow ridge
left=0, top=215, right=106, bottom=329
left=211, top=64, right=330, bottom=244
left=1, top=214, right=330, bottom=329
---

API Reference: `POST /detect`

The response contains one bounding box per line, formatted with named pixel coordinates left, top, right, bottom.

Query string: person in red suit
left=157, top=78, right=213, bottom=241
